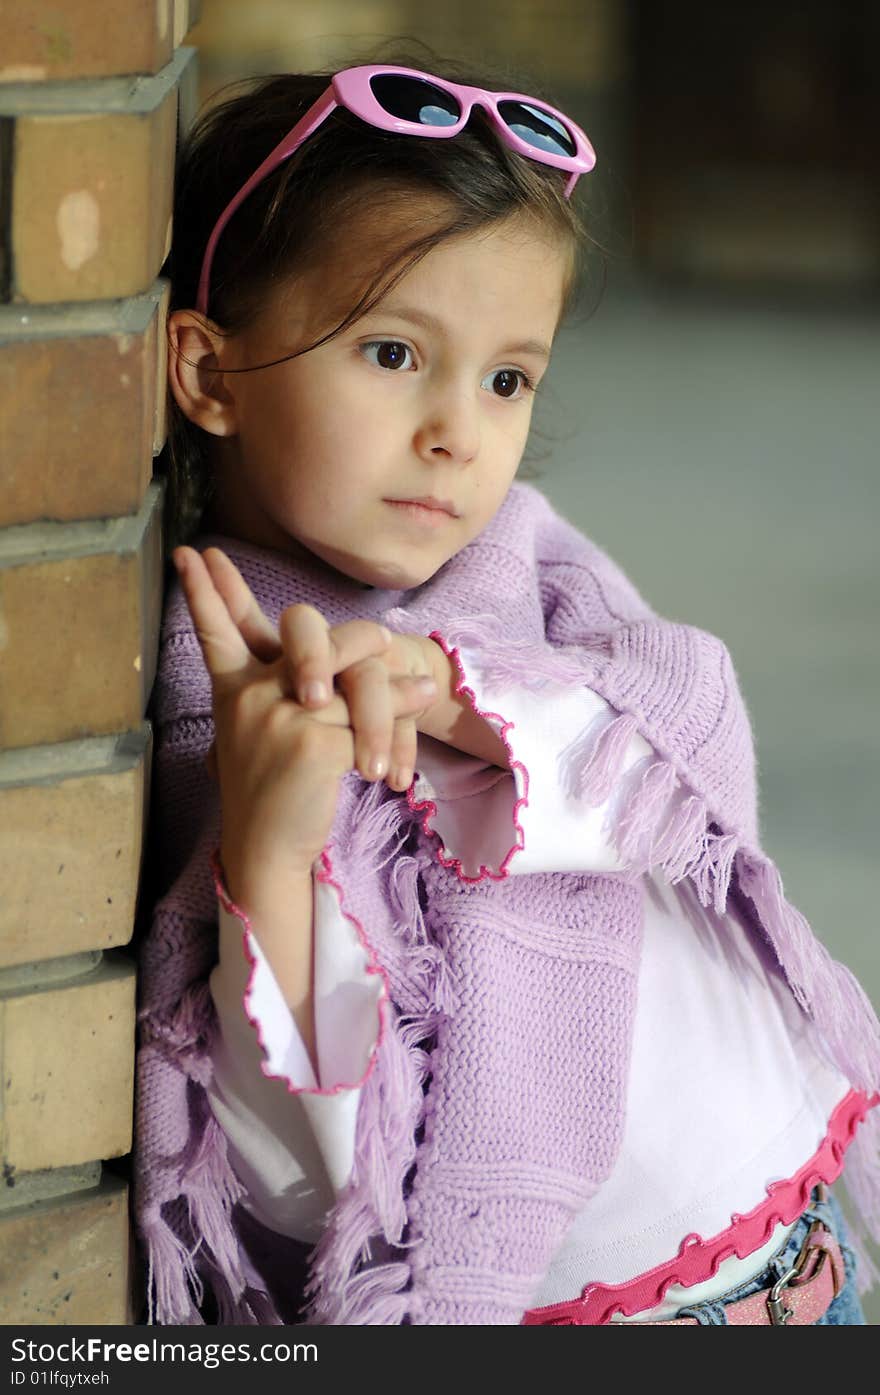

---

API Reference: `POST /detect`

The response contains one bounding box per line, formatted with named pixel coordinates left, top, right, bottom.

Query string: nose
left=413, top=384, right=479, bottom=465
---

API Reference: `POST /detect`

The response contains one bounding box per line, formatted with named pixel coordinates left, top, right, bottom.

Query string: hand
left=287, top=615, right=439, bottom=795
left=172, top=545, right=437, bottom=885
left=188, top=545, right=440, bottom=794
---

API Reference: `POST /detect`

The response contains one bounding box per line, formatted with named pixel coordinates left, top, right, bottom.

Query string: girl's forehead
left=385, top=223, right=569, bottom=326
left=273, top=207, right=571, bottom=342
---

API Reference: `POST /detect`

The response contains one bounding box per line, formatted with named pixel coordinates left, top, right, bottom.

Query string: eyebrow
left=373, top=303, right=552, bottom=360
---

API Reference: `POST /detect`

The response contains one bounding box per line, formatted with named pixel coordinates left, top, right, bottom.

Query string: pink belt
left=640, top=1218, right=845, bottom=1325
left=526, top=1213, right=845, bottom=1326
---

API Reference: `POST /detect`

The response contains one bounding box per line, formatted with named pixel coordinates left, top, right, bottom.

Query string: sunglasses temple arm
left=196, top=87, right=339, bottom=316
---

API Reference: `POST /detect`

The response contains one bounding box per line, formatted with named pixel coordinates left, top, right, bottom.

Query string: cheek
left=297, top=378, right=388, bottom=459
left=245, top=390, right=357, bottom=486
left=483, top=417, right=530, bottom=485
left=498, top=403, right=533, bottom=450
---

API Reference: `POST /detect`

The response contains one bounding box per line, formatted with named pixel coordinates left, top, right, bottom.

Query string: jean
left=674, top=1187, right=866, bottom=1325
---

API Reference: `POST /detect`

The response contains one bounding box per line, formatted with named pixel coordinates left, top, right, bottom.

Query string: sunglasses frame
left=196, top=64, right=597, bottom=316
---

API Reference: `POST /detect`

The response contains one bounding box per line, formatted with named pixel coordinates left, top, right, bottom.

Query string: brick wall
left=0, top=0, right=199, bottom=1325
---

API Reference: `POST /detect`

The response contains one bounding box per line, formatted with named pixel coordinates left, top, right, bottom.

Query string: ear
left=166, top=310, right=239, bottom=437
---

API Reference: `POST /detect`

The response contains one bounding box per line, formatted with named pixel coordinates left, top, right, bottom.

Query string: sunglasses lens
left=497, top=100, right=577, bottom=157
left=370, top=74, right=461, bottom=127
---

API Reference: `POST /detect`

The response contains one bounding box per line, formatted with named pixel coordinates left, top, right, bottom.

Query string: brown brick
left=0, top=1, right=174, bottom=84
left=0, top=281, right=168, bottom=527
left=0, top=1173, right=132, bottom=1324
left=0, top=481, right=162, bottom=750
left=176, top=0, right=202, bottom=47
left=0, top=953, right=135, bottom=1173
left=0, top=49, right=195, bottom=304
left=0, top=726, right=151, bottom=969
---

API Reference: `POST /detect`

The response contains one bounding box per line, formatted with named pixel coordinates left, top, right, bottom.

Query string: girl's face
left=206, top=211, right=571, bottom=590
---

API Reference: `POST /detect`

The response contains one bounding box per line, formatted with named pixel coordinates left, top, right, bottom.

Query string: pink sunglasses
left=196, top=63, right=597, bottom=316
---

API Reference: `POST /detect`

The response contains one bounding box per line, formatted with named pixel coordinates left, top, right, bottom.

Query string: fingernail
left=172, top=550, right=187, bottom=577
left=379, top=626, right=392, bottom=644
left=394, top=767, right=413, bottom=789
left=416, top=675, right=436, bottom=691
left=303, top=680, right=328, bottom=705
left=369, top=755, right=387, bottom=779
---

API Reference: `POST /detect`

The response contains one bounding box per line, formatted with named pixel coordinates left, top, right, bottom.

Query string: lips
left=386, top=496, right=459, bottom=517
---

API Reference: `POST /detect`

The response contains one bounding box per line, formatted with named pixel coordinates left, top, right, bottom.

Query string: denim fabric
left=674, top=1187, right=866, bottom=1326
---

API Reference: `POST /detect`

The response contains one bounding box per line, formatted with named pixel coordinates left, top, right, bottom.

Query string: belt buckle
left=766, top=1216, right=836, bottom=1326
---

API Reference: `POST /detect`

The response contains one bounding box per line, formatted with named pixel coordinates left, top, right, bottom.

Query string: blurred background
left=186, top=0, right=880, bottom=1316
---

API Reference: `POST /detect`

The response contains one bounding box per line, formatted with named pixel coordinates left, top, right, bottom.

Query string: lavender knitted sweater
left=136, top=482, right=880, bottom=1325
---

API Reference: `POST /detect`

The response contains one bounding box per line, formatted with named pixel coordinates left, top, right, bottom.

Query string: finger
left=300, top=691, right=355, bottom=728
left=386, top=674, right=436, bottom=790
left=325, top=619, right=393, bottom=678
left=335, top=667, right=436, bottom=782
left=388, top=715, right=418, bottom=793
left=200, top=547, right=282, bottom=664
left=336, top=656, right=394, bottom=781
left=172, top=547, right=253, bottom=685
left=303, top=678, right=433, bottom=730
left=278, top=604, right=335, bottom=708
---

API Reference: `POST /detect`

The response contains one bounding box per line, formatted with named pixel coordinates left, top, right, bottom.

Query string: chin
left=300, top=535, right=444, bottom=592
left=357, top=560, right=437, bottom=591
left=332, top=548, right=442, bottom=592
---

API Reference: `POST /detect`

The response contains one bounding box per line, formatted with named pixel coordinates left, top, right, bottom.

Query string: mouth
left=385, top=496, right=459, bottom=517
left=384, top=496, right=460, bottom=527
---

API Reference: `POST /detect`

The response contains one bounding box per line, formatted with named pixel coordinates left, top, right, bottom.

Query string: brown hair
left=160, top=52, right=590, bottom=550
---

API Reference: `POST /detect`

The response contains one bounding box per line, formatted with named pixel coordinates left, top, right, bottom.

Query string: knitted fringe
left=144, top=1209, right=204, bottom=1325
left=610, top=758, right=679, bottom=856
left=214, top=1281, right=278, bottom=1325
left=563, top=711, right=641, bottom=805
left=346, top=780, right=409, bottom=877
left=736, top=852, right=880, bottom=1094
left=138, top=979, right=215, bottom=1077
left=141, top=1047, right=262, bottom=1324
left=185, top=1114, right=250, bottom=1299
left=416, top=613, right=592, bottom=692
left=691, top=833, right=740, bottom=917
left=388, top=856, right=458, bottom=1017
left=571, top=727, right=739, bottom=919
left=310, top=1259, right=413, bottom=1324
left=302, top=1026, right=423, bottom=1324
left=143, top=1172, right=259, bottom=1325
left=389, top=857, right=426, bottom=944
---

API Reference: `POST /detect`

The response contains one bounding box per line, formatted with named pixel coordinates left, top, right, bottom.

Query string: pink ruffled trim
left=522, top=1088, right=879, bottom=1325
left=211, top=847, right=387, bottom=1098
left=405, top=631, right=528, bottom=884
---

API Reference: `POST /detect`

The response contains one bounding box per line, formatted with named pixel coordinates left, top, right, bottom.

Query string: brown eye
left=485, top=368, right=527, bottom=399
left=362, top=340, right=413, bottom=371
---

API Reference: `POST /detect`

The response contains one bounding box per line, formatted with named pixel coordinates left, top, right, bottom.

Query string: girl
left=137, top=57, right=880, bottom=1326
